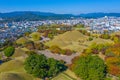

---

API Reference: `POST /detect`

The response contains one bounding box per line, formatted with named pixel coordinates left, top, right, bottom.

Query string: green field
left=0, top=56, right=36, bottom=80
left=52, top=69, right=80, bottom=80
left=52, top=73, right=74, bottom=80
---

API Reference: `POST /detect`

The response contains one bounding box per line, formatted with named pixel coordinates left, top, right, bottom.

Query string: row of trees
left=105, top=43, right=120, bottom=77
left=80, top=42, right=120, bottom=78
left=24, top=41, right=48, bottom=50
left=49, top=45, right=75, bottom=55
left=84, top=43, right=111, bottom=54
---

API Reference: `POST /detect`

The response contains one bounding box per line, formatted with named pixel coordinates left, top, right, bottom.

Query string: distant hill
left=0, top=11, right=120, bottom=22
left=79, top=13, right=120, bottom=18
left=0, top=11, right=74, bottom=22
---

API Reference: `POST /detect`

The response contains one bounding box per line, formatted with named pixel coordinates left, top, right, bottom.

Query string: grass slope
left=83, top=38, right=114, bottom=46
left=16, top=37, right=28, bottom=45
left=46, top=30, right=88, bottom=52
left=52, top=69, right=79, bottom=80
left=0, top=57, right=35, bottom=80
left=52, top=73, right=74, bottom=80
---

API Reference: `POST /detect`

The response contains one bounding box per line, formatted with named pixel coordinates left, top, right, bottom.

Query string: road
left=37, top=50, right=81, bottom=64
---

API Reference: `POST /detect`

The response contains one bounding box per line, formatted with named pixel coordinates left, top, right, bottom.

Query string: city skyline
left=0, top=0, right=120, bottom=14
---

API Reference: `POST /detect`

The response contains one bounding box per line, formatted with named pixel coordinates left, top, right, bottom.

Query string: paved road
left=37, top=50, right=81, bottom=64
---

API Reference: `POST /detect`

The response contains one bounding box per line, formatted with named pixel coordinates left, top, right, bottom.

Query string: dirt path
left=37, top=50, right=81, bottom=64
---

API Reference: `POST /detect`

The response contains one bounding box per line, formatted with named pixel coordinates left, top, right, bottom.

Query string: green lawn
left=0, top=57, right=37, bottom=80
left=52, top=73, right=74, bottom=80
left=52, top=69, right=79, bottom=80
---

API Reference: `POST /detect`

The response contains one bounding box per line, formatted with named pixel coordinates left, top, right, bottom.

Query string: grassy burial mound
left=83, top=38, right=114, bottom=46
left=111, top=31, right=120, bottom=36
left=0, top=73, right=24, bottom=80
left=46, top=30, right=88, bottom=52
left=16, top=37, right=28, bottom=45
left=0, top=57, right=35, bottom=80
left=0, top=72, right=34, bottom=80
left=29, top=32, right=41, bottom=41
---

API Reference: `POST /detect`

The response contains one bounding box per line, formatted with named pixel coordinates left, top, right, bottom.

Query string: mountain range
left=0, top=11, right=120, bottom=22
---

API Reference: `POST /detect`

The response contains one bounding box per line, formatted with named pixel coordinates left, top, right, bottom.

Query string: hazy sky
left=0, top=0, right=119, bottom=14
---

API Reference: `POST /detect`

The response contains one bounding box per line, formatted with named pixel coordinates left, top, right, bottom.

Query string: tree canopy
left=71, top=55, right=107, bottom=80
left=24, top=53, right=67, bottom=79
left=4, top=46, right=15, bottom=57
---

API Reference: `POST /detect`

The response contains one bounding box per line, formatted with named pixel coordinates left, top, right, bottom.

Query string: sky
left=0, top=0, right=119, bottom=14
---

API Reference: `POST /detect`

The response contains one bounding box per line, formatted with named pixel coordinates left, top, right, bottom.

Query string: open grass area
left=0, top=56, right=37, bottom=80
left=46, top=30, right=88, bottom=52
left=52, top=73, right=74, bottom=80
left=52, top=69, right=80, bottom=80
left=0, top=57, right=25, bottom=72
left=12, top=48, right=27, bottom=58
left=64, top=69, right=79, bottom=80
left=16, top=37, right=28, bottom=45
left=0, top=72, right=34, bottom=80
left=0, top=72, right=24, bottom=80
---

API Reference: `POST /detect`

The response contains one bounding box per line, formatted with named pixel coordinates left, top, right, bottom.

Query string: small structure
left=56, top=26, right=72, bottom=31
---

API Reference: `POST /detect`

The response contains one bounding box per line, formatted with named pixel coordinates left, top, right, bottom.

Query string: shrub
left=49, top=45, right=61, bottom=54
left=24, top=41, right=35, bottom=50
left=4, top=46, right=15, bottom=57
left=34, top=42, right=44, bottom=50
left=88, top=37, right=93, bottom=41
left=65, top=49, right=73, bottom=56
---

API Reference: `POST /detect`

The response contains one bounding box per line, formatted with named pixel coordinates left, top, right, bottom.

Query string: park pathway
left=37, top=50, right=81, bottom=64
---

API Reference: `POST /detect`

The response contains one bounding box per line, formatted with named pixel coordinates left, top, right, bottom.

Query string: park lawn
left=0, top=57, right=25, bottom=72
left=16, top=37, right=28, bottom=45
left=52, top=73, right=74, bottom=80
left=52, top=69, right=79, bottom=80
left=0, top=72, right=34, bottom=80
left=0, top=56, right=38, bottom=80
left=64, top=69, right=79, bottom=80
left=21, top=47, right=30, bottom=52
left=45, top=30, right=88, bottom=52
left=12, top=48, right=27, bottom=58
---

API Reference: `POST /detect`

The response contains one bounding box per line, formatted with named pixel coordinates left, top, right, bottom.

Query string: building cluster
left=83, top=16, right=120, bottom=33
left=0, top=16, right=120, bottom=43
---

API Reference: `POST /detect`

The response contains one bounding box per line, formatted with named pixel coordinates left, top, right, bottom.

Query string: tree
left=105, top=43, right=120, bottom=76
left=100, top=34, right=110, bottom=39
left=24, top=41, right=35, bottom=50
left=24, top=54, right=48, bottom=78
left=24, top=53, right=67, bottom=79
left=4, top=46, right=15, bottom=57
left=49, top=45, right=61, bottom=54
left=47, top=58, right=67, bottom=77
left=34, top=42, right=45, bottom=50
left=71, top=55, right=106, bottom=80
